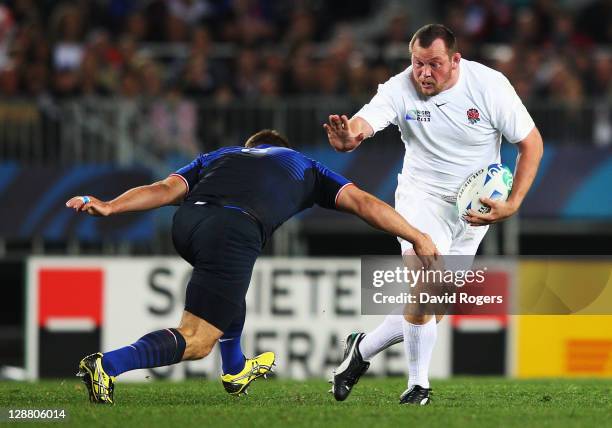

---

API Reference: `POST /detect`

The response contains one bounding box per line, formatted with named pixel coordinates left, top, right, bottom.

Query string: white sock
left=358, top=313, right=404, bottom=361
left=403, top=317, right=437, bottom=389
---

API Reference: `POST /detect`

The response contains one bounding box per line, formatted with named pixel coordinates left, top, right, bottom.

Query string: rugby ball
left=456, top=163, right=513, bottom=218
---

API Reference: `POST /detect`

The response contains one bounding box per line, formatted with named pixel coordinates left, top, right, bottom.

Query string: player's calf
left=76, top=328, right=187, bottom=404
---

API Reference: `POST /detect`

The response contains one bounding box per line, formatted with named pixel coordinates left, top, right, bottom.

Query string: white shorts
left=395, top=175, right=488, bottom=257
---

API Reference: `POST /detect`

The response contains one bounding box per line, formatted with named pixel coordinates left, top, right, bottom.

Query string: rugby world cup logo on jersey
left=405, top=109, right=431, bottom=122
left=467, top=108, right=480, bottom=124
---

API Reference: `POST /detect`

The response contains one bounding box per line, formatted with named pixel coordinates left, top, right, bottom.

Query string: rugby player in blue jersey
left=66, top=129, right=438, bottom=404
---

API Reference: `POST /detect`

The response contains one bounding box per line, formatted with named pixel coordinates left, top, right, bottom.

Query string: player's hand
left=413, top=233, right=441, bottom=269
left=464, top=197, right=519, bottom=226
left=65, top=195, right=113, bottom=217
left=323, top=114, right=365, bottom=152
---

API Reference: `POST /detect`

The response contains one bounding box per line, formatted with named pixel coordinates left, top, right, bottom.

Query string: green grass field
left=1, top=378, right=610, bottom=428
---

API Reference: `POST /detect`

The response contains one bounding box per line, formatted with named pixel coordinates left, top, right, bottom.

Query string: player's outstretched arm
left=323, top=115, right=373, bottom=152
left=65, top=175, right=187, bottom=217
left=336, top=184, right=439, bottom=267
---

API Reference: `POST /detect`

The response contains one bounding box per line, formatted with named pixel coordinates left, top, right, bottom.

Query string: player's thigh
left=395, top=186, right=453, bottom=255
left=449, top=224, right=489, bottom=257
left=445, top=224, right=490, bottom=278
left=184, top=208, right=262, bottom=333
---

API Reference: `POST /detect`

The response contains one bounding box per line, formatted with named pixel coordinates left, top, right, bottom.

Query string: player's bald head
left=410, top=24, right=457, bottom=57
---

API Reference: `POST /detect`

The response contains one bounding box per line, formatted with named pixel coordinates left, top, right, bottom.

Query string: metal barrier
left=0, top=97, right=610, bottom=166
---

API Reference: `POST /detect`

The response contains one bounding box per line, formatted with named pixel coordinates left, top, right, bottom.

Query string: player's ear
left=451, top=53, right=461, bottom=69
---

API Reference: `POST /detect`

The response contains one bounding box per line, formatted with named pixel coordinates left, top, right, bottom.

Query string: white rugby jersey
left=355, top=59, right=535, bottom=200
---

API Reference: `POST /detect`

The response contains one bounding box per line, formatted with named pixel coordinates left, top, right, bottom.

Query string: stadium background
left=0, top=0, right=611, bottom=383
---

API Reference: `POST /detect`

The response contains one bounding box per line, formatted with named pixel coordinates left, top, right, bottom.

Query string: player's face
left=411, top=38, right=460, bottom=96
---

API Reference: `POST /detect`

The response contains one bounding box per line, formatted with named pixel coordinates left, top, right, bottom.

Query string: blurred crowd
left=0, top=0, right=609, bottom=106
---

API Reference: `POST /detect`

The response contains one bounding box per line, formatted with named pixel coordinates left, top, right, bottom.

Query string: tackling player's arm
left=65, top=175, right=187, bottom=217
left=336, top=184, right=440, bottom=267
left=466, top=126, right=544, bottom=225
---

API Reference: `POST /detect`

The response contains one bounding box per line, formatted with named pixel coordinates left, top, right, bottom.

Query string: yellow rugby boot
left=76, top=352, right=115, bottom=404
left=220, top=351, right=276, bottom=396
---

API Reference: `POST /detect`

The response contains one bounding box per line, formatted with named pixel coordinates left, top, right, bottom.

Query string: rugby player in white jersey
left=325, top=24, right=543, bottom=405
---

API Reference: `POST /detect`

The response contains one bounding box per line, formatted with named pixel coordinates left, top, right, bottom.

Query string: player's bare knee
left=198, top=341, right=215, bottom=359
left=193, top=334, right=216, bottom=359
left=190, top=346, right=207, bottom=360
left=404, top=313, right=432, bottom=325
left=183, top=339, right=211, bottom=360
left=177, top=326, right=197, bottom=341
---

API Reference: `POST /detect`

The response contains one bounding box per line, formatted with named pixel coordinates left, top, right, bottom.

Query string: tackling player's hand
left=65, top=196, right=113, bottom=217
left=464, top=197, right=519, bottom=226
left=413, top=233, right=441, bottom=269
left=323, top=114, right=365, bottom=152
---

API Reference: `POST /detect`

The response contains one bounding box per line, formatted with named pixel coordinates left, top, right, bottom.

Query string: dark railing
left=0, top=97, right=610, bottom=166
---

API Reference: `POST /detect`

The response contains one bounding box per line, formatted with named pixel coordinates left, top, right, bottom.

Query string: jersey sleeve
left=491, top=74, right=535, bottom=144
left=312, top=161, right=352, bottom=210
left=353, top=75, right=400, bottom=134
left=170, top=154, right=206, bottom=193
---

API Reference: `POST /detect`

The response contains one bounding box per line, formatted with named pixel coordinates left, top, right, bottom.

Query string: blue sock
left=102, top=328, right=186, bottom=377
left=220, top=304, right=246, bottom=375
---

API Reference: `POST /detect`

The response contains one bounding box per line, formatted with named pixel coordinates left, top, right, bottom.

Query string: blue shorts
left=172, top=204, right=263, bottom=331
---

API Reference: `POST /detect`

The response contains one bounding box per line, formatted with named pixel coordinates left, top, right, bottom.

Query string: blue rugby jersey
left=171, top=145, right=352, bottom=240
